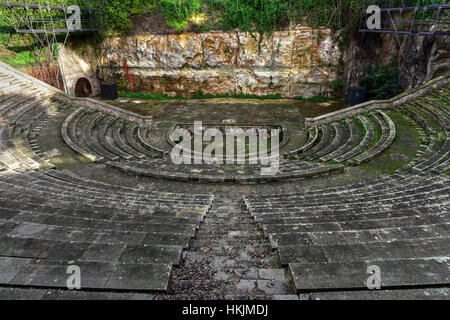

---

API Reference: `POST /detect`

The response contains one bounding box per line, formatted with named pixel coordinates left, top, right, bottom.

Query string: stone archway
left=74, top=77, right=93, bottom=97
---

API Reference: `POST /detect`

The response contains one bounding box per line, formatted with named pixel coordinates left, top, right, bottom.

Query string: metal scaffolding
left=0, top=0, right=109, bottom=92
left=349, top=0, right=449, bottom=96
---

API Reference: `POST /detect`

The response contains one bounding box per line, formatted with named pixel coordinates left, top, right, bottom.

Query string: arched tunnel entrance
left=74, top=77, right=93, bottom=97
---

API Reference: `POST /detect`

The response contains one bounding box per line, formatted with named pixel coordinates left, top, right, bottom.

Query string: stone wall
left=107, top=27, right=341, bottom=98
left=59, top=45, right=100, bottom=97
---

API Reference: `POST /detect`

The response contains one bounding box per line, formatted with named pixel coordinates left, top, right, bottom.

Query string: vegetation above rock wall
left=107, top=0, right=365, bottom=38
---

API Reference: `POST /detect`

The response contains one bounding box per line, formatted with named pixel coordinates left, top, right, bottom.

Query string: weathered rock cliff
left=105, top=27, right=340, bottom=98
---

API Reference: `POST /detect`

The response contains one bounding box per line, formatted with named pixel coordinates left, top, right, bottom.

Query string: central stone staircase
left=163, top=197, right=296, bottom=300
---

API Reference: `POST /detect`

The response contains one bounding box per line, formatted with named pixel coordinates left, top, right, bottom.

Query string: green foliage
left=105, top=0, right=157, bottom=33
left=158, top=0, right=202, bottom=31
left=0, top=1, right=367, bottom=37
left=193, top=90, right=282, bottom=99
left=119, top=92, right=186, bottom=100
left=360, top=60, right=403, bottom=100
left=439, top=97, right=450, bottom=105
left=203, top=0, right=287, bottom=36
left=119, top=90, right=283, bottom=100
left=116, top=77, right=130, bottom=92
left=294, top=95, right=330, bottom=102
left=0, top=15, right=41, bottom=68
left=289, top=0, right=362, bottom=29
left=331, top=80, right=344, bottom=91
left=106, top=0, right=364, bottom=38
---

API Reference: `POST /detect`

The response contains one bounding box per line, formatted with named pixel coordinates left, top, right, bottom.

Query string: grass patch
left=119, top=92, right=187, bottom=100
left=439, top=97, right=450, bottom=105
left=359, top=111, right=420, bottom=175
left=1, top=50, right=43, bottom=69
left=294, top=95, right=330, bottom=102
left=119, top=91, right=284, bottom=100
left=360, top=112, right=381, bottom=155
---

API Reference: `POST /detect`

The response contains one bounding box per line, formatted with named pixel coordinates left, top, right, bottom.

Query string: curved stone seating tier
left=1, top=60, right=449, bottom=297
left=349, top=110, right=396, bottom=165
left=297, top=125, right=332, bottom=160
left=0, top=168, right=214, bottom=293
left=432, top=157, right=450, bottom=174
left=399, top=105, right=445, bottom=172
left=138, top=124, right=170, bottom=156
left=294, top=111, right=395, bottom=166
left=62, top=108, right=161, bottom=162
left=245, top=173, right=442, bottom=204
left=61, top=108, right=100, bottom=162
left=286, top=126, right=319, bottom=157
left=309, top=122, right=344, bottom=160
left=107, top=158, right=344, bottom=183
left=243, top=174, right=450, bottom=293
left=82, top=111, right=120, bottom=161
left=0, top=170, right=213, bottom=208
left=43, top=169, right=213, bottom=203
left=413, top=100, right=449, bottom=131
left=390, top=97, right=450, bottom=173
left=100, top=116, right=133, bottom=160
left=319, top=119, right=356, bottom=162
left=0, top=126, right=42, bottom=171
left=422, top=96, right=450, bottom=118
left=333, top=115, right=374, bottom=163
left=0, top=257, right=172, bottom=293
left=112, top=119, right=145, bottom=159
left=125, top=122, right=158, bottom=158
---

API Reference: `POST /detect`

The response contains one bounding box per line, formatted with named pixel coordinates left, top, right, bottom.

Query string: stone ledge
left=0, top=61, right=153, bottom=126
left=305, top=72, right=450, bottom=126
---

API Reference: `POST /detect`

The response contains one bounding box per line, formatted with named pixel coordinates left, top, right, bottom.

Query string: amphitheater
left=0, top=59, right=449, bottom=300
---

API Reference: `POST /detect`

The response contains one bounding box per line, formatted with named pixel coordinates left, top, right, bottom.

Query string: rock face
left=59, top=45, right=100, bottom=97
left=106, top=27, right=340, bottom=98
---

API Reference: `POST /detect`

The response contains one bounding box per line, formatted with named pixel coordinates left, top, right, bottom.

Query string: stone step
left=6, top=221, right=192, bottom=249
left=268, top=223, right=450, bottom=247
left=212, top=267, right=287, bottom=281
left=0, top=236, right=184, bottom=265
left=298, top=125, right=332, bottom=159
left=111, top=118, right=145, bottom=159
left=0, top=256, right=172, bottom=293
left=82, top=112, right=119, bottom=161
left=263, top=215, right=449, bottom=236
left=124, top=122, right=157, bottom=157
left=40, top=170, right=213, bottom=203
left=254, top=207, right=445, bottom=225
left=351, top=110, right=396, bottom=165
left=289, top=258, right=450, bottom=293
left=246, top=176, right=444, bottom=206
left=310, top=122, right=344, bottom=160
left=61, top=107, right=100, bottom=162
left=321, top=118, right=358, bottom=162
left=278, top=238, right=450, bottom=265
left=7, top=210, right=198, bottom=235
left=98, top=115, right=134, bottom=160
left=0, top=287, right=155, bottom=300
left=286, top=126, right=319, bottom=157
left=175, top=279, right=293, bottom=296
left=309, top=288, right=450, bottom=300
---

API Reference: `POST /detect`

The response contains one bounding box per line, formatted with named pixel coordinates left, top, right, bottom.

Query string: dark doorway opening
left=74, top=77, right=93, bottom=97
